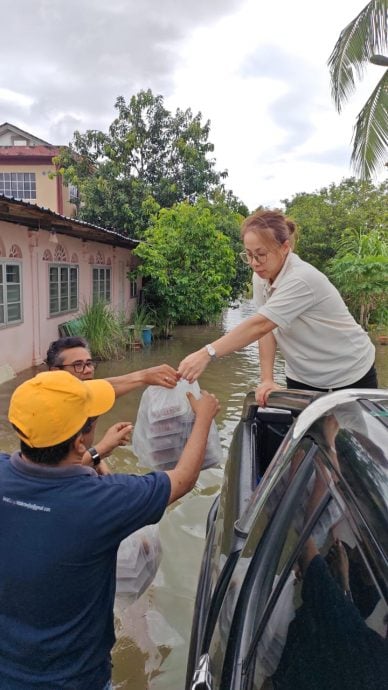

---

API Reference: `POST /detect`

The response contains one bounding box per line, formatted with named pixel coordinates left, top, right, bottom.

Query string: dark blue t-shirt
left=0, top=452, right=171, bottom=689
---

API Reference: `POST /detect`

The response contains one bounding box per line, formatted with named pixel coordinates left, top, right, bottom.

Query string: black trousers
left=286, top=364, right=378, bottom=393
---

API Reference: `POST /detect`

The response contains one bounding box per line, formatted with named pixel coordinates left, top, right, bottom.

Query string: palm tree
left=328, top=0, right=388, bottom=178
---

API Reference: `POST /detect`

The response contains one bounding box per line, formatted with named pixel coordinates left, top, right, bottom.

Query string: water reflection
left=0, top=301, right=387, bottom=689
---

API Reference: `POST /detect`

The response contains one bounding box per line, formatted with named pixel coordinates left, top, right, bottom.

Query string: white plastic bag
left=132, top=380, right=222, bottom=470
left=116, top=524, right=162, bottom=601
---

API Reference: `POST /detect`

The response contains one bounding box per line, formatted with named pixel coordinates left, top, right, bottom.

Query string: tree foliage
left=328, top=229, right=388, bottom=328
left=55, top=89, right=229, bottom=237
left=133, top=200, right=236, bottom=328
left=283, top=177, right=388, bottom=272
left=195, top=190, right=250, bottom=301
left=328, top=0, right=388, bottom=178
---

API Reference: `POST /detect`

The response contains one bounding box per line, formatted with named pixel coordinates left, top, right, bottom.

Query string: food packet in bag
left=116, top=524, right=162, bottom=601
left=132, top=380, right=222, bottom=470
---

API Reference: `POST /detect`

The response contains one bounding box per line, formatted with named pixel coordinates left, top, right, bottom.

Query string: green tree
left=199, top=190, right=250, bottom=301
left=134, top=201, right=236, bottom=329
left=55, top=90, right=228, bottom=237
left=328, top=229, right=388, bottom=328
left=283, top=177, right=388, bottom=272
left=328, top=0, right=388, bottom=178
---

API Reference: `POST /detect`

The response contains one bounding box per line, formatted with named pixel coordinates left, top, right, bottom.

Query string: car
left=186, top=389, right=388, bottom=690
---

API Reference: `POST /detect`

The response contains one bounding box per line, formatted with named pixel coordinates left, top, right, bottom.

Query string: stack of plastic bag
left=116, top=524, right=162, bottom=602
left=132, top=380, right=222, bottom=470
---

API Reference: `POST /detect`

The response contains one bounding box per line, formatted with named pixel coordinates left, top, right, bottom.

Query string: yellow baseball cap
left=8, top=370, right=115, bottom=448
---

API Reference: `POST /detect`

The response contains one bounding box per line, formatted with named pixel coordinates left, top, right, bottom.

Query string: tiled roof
left=0, top=145, right=61, bottom=158
left=0, top=194, right=139, bottom=249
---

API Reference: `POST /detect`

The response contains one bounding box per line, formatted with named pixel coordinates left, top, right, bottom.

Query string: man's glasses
left=58, top=360, right=98, bottom=374
left=239, top=249, right=269, bottom=265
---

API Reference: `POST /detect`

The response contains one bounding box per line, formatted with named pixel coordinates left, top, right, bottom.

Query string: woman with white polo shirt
left=178, top=209, right=377, bottom=404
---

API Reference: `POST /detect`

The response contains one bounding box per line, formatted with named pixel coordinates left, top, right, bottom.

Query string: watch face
left=206, top=344, right=216, bottom=358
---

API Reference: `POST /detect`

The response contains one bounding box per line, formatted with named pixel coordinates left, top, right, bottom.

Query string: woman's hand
left=255, top=380, right=284, bottom=407
left=178, top=349, right=210, bottom=383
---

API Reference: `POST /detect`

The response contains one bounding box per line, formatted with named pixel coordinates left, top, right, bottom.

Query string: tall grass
left=78, top=301, right=128, bottom=360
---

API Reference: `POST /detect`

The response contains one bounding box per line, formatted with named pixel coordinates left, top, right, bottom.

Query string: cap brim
left=83, top=379, right=116, bottom=417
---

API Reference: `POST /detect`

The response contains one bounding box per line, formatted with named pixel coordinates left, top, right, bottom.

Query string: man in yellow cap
left=1, top=370, right=219, bottom=690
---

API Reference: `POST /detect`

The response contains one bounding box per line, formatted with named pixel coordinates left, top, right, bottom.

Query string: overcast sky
left=0, top=0, right=384, bottom=210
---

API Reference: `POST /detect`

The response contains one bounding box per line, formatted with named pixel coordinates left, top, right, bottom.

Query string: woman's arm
left=256, top=331, right=283, bottom=406
left=178, top=313, right=276, bottom=382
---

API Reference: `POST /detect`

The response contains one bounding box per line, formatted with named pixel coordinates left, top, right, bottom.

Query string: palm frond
left=351, top=70, right=388, bottom=177
left=328, top=0, right=388, bottom=112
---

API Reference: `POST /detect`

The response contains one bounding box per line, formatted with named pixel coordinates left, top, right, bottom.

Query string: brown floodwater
left=0, top=301, right=387, bottom=689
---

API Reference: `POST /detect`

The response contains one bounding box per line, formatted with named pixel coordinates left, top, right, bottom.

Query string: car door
left=234, top=457, right=388, bottom=689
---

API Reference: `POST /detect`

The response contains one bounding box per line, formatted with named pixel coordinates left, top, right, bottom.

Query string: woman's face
left=243, top=230, right=290, bottom=282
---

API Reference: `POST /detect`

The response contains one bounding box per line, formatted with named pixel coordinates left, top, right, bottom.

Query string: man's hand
left=94, top=422, right=133, bottom=459
left=255, top=380, right=284, bottom=407
left=141, top=364, right=180, bottom=388
left=187, top=390, right=220, bottom=420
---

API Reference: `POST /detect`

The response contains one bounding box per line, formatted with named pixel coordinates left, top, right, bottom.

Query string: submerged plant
left=78, top=301, right=128, bottom=360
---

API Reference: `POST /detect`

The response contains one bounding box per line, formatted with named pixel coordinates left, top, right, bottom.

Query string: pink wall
left=0, top=220, right=140, bottom=374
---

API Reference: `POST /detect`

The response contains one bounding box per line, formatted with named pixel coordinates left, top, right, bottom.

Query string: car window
left=208, top=438, right=317, bottom=688
left=247, top=461, right=388, bottom=690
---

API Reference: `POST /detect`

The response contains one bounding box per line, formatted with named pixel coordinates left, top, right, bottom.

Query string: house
left=0, top=122, right=77, bottom=217
left=0, top=195, right=140, bottom=380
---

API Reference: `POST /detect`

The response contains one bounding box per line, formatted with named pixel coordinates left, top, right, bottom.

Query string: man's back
left=0, top=453, right=170, bottom=689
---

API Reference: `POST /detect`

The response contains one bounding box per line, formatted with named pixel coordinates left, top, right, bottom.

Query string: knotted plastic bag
left=116, top=524, right=162, bottom=601
left=132, top=379, right=222, bottom=470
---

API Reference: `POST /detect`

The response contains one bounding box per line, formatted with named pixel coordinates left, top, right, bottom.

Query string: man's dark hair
left=13, top=418, right=95, bottom=466
left=45, top=337, right=90, bottom=369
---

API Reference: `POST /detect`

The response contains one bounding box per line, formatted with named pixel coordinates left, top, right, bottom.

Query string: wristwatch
left=205, top=344, right=217, bottom=360
left=87, top=447, right=101, bottom=467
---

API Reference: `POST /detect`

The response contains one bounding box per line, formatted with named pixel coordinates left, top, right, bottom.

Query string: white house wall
left=0, top=219, right=139, bottom=375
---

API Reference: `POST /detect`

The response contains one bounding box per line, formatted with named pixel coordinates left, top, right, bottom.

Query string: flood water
left=0, top=300, right=387, bottom=689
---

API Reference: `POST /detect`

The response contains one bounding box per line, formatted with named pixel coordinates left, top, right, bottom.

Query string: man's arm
left=165, top=391, right=220, bottom=504
left=106, top=364, right=179, bottom=398
left=82, top=422, right=133, bottom=470
left=178, top=313, right=276, bottom=382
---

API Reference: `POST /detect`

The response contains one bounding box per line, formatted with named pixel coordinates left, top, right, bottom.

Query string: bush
left=78, top=301, right=128, bottom=360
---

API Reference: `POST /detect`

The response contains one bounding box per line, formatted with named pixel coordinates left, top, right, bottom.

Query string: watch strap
left=87, top=447, right=101, bottom=467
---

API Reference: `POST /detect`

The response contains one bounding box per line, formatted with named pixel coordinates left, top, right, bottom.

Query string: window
left=129, top=273, right=137, bottom=298
left=245, top=462, right=388, bottom=690
left=93, top=267, right=111, bottom=303
left=0, top=172, right=36, bottom=200
left=68, top=184, right=79, bottom=203
left=0, top=262, right=22, bottom=326
left=49, top=264, right=78, bottom=316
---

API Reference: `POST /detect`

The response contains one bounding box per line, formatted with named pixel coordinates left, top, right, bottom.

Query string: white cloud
left=0, top=0, right=385, bottom=209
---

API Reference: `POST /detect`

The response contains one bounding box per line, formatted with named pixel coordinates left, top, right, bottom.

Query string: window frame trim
left=48, top=262, right=79, bottom=317
left=0, top=259, right=23, bottom=327
left=92, top=265, right=112, bottom=304
left=0, top=171, right=37, bottom=200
